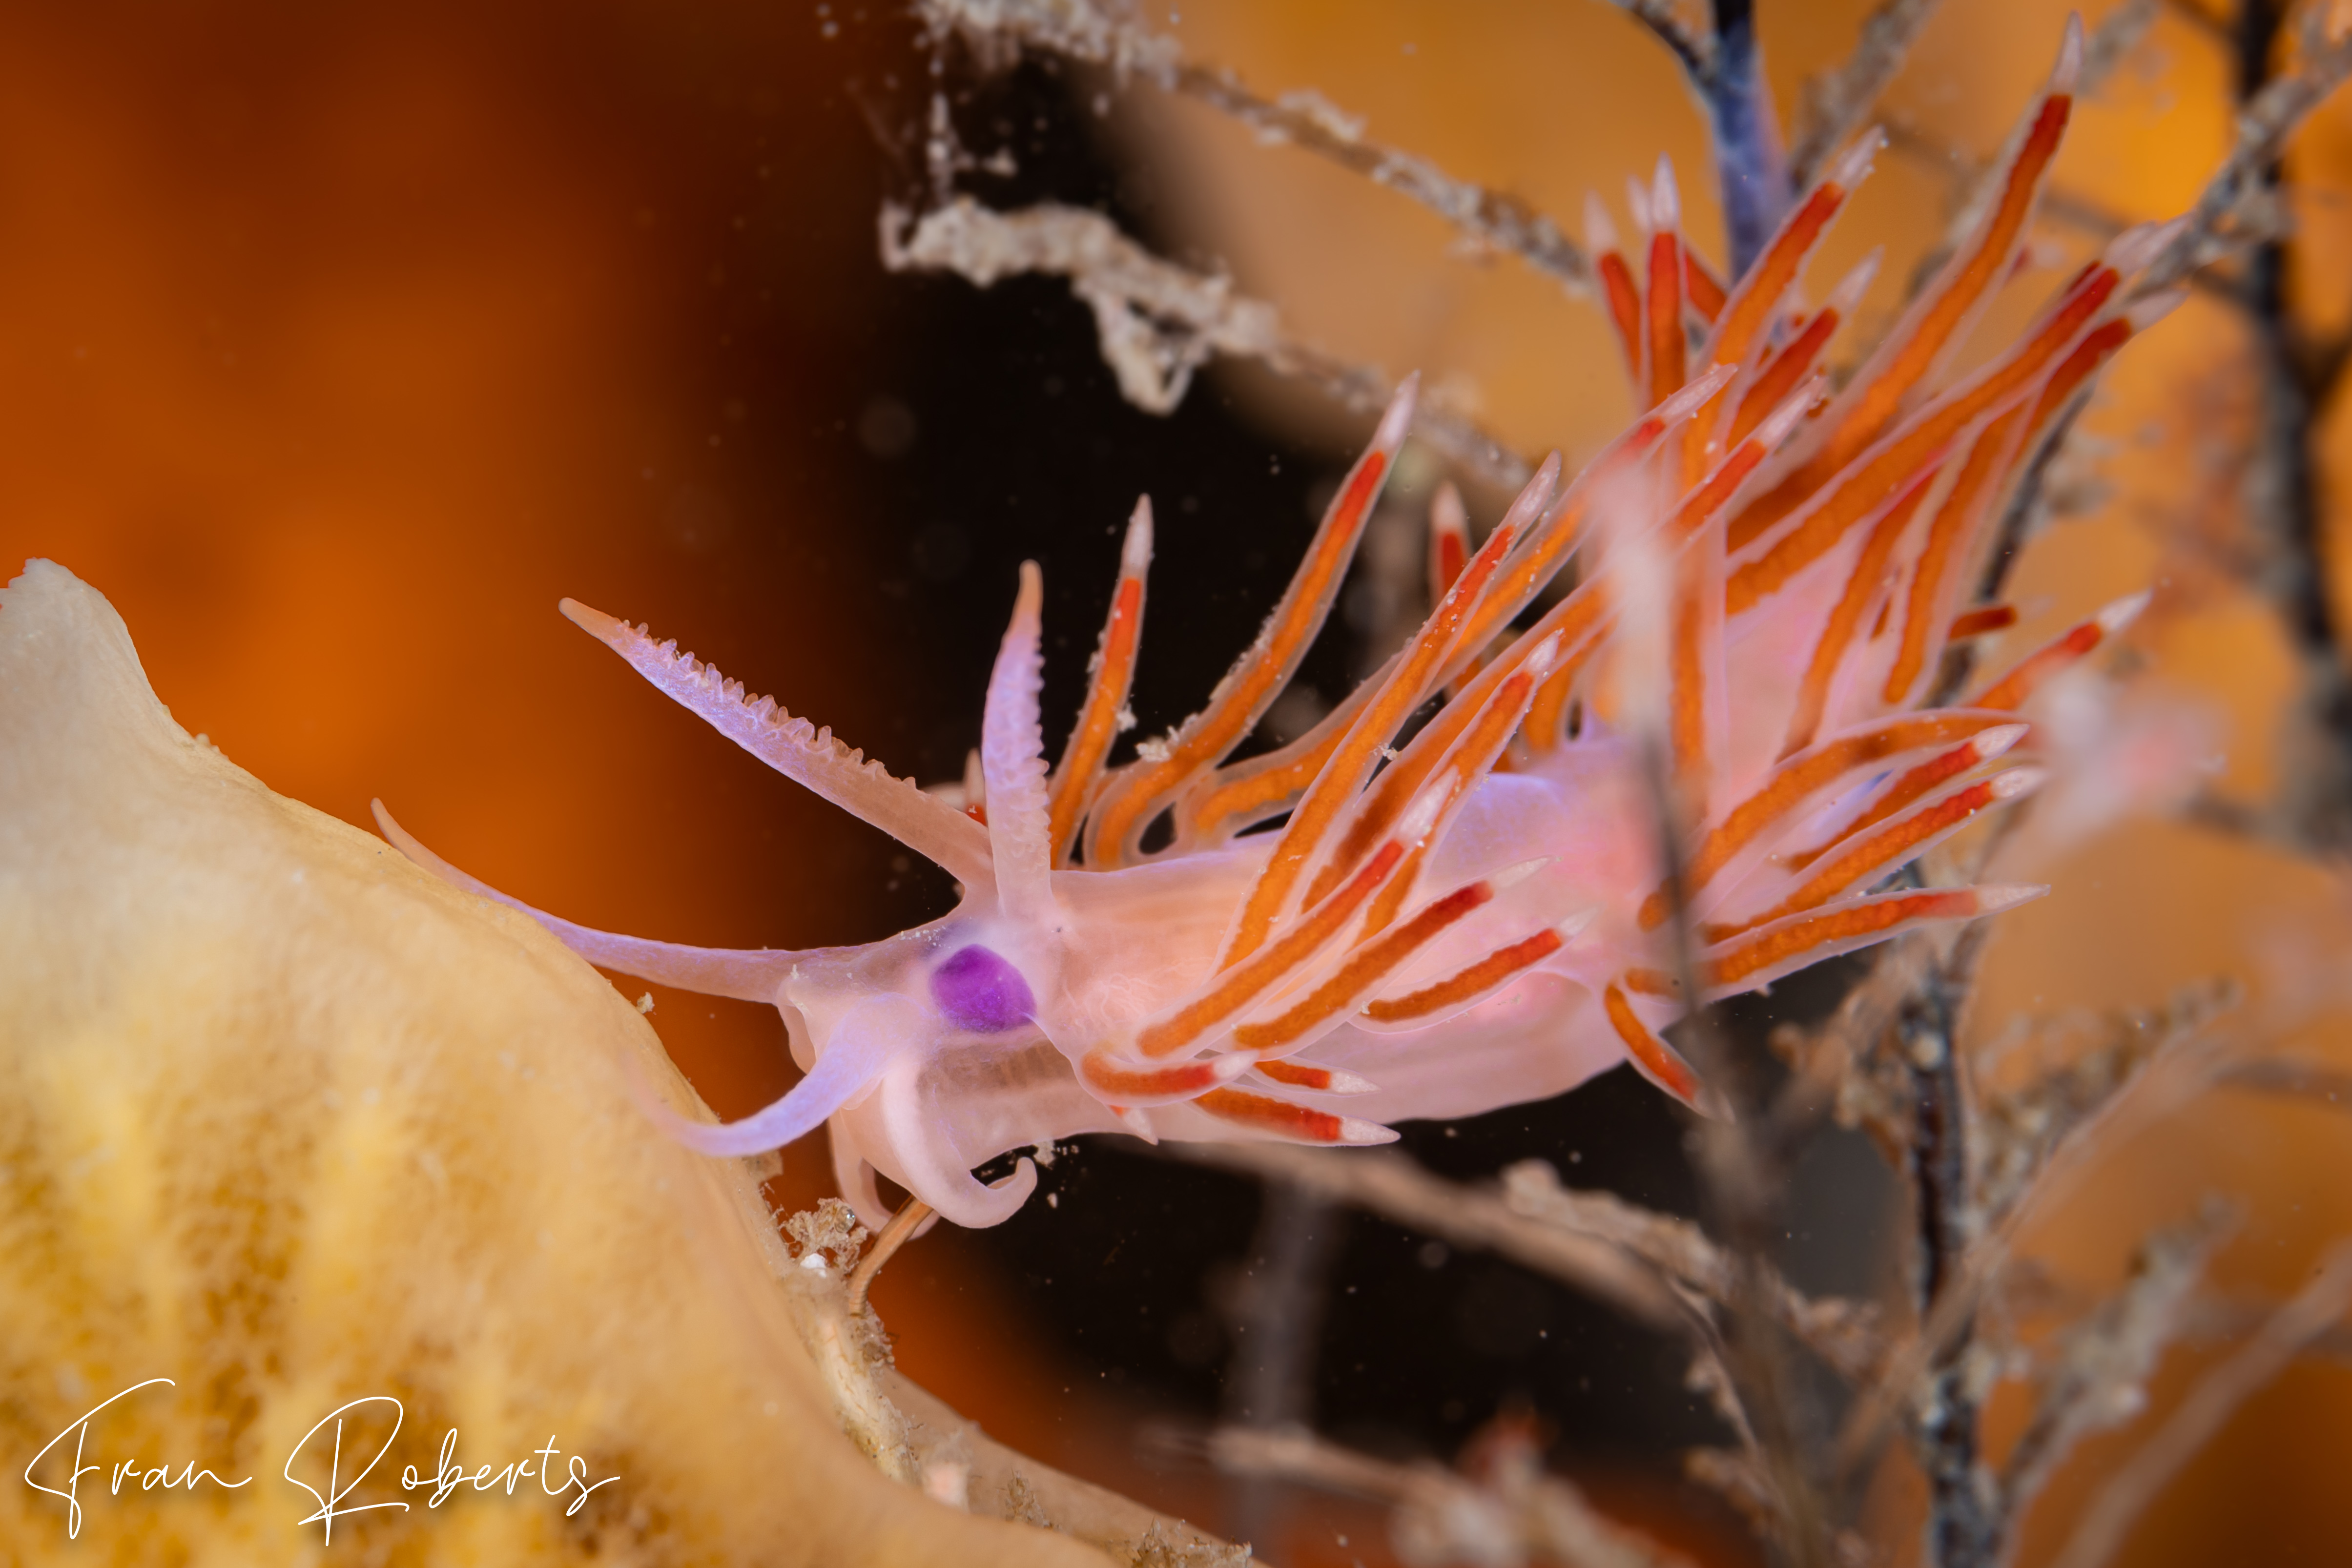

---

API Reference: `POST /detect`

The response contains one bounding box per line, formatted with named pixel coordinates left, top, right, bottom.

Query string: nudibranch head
left=379, top=21, right=2172, bottom=1228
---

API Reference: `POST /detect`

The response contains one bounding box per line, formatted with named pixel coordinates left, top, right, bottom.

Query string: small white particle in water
left=1047, top=1193, right=1059, bottom=1208
left=800, top=1254, right=829, bottom=1274
left=637, top=993, right=656, bottom=1014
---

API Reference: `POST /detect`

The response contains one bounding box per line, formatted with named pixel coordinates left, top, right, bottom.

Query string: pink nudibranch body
left=379, top=21, right=2175, bottom=1229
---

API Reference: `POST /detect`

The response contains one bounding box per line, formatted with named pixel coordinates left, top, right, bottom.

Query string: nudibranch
left=380, top=22, right=2179, bottom=1228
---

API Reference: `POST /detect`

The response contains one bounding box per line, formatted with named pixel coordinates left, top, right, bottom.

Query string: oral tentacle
left=640, top=996, right=906, bottom=1157
left=372, top=799, right=822, bottom=1002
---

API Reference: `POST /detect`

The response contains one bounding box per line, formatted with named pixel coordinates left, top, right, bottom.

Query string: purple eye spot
left=929, top=944, right=1036, bottom=1034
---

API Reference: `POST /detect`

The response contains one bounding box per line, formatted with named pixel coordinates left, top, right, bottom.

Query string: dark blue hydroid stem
left=1623, top=0, right=1793, bottom=277
left=1704, top=0, right=1793, bottom=279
